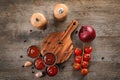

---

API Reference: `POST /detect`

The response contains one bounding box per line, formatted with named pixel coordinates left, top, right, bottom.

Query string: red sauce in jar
left=46, top=65, right=58, bottom=76
left=27, top=45, right=40, bottom=58
left=34, top=58, right=45, bottom=70
left=43, top=53, right=56, bottom=65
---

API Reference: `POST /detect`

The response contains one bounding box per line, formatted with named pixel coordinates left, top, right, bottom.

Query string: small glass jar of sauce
left=43, top=53, right=57, bottom=65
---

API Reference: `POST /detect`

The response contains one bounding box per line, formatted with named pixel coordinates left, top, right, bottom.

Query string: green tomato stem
left=80, top=43, right=85, bottom=70
left=82, top=43, right=85, bottom=61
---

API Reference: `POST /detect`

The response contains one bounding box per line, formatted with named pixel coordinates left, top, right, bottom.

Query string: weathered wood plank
left=0, top=0, right=120, bottom=80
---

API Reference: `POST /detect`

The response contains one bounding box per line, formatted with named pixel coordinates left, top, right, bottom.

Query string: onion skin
left=79, top=26, right=96, bottom=42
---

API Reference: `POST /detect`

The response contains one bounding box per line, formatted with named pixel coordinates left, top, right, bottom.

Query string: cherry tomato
left=34, top=58, right=45, bottom=70
left=84, top=46, right=92, bottom=54
left=81, top=61, right=89, bottom=68
left=74, top=48, right=82, bottom=56
left=46, top=65, right=58, bottom=76
left=80, top=68, right=89, bottom=75
left=73, top=62, right=81, bottom=70
left=27, top=45, right=40, bottom=58
left=83, top=54, right=91, bottom=61
left=74, top=56, right=82, bottom=63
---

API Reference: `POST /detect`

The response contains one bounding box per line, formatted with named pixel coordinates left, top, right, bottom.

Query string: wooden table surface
left=0, top=0, right=120, bottom=80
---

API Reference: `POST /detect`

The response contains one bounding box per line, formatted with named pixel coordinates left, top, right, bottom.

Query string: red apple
left=79, top=25, right=96, bottom=42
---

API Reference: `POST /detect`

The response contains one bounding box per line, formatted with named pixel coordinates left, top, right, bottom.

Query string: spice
left=101, top=57, right=104, bottom=60
left=24, top=40, right=27, bottom=42
left=20, top=55, right=23, bottom=58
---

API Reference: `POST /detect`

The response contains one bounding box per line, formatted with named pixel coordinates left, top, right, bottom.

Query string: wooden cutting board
left=41, top=20, right=78, bottom=63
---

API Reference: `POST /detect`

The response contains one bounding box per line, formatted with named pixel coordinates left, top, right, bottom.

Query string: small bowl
left=43, top=52, right=57, bottom=66
left=46, top=65, right=59, bottom=77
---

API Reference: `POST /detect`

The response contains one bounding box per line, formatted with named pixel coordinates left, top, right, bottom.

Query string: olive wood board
left=41, top=20, right=78, bottom=63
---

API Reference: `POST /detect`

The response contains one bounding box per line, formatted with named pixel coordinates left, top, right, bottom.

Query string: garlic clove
left=24, top=61, right=32, bottom=67
left=35, top=71, right=43, bottom=78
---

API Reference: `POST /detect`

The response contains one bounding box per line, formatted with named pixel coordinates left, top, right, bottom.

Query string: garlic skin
left=24, top=61, right=32, bottom=67
left=35, top=72, right=43, bottom=78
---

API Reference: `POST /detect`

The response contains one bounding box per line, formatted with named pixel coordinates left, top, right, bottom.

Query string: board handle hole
left=73, top=22, right=76, bottom=25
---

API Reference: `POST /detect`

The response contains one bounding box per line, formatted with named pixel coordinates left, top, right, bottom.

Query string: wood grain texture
left=0, top=0, right=120, bottom=80
left=41, top=20, right=78, bottom=63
